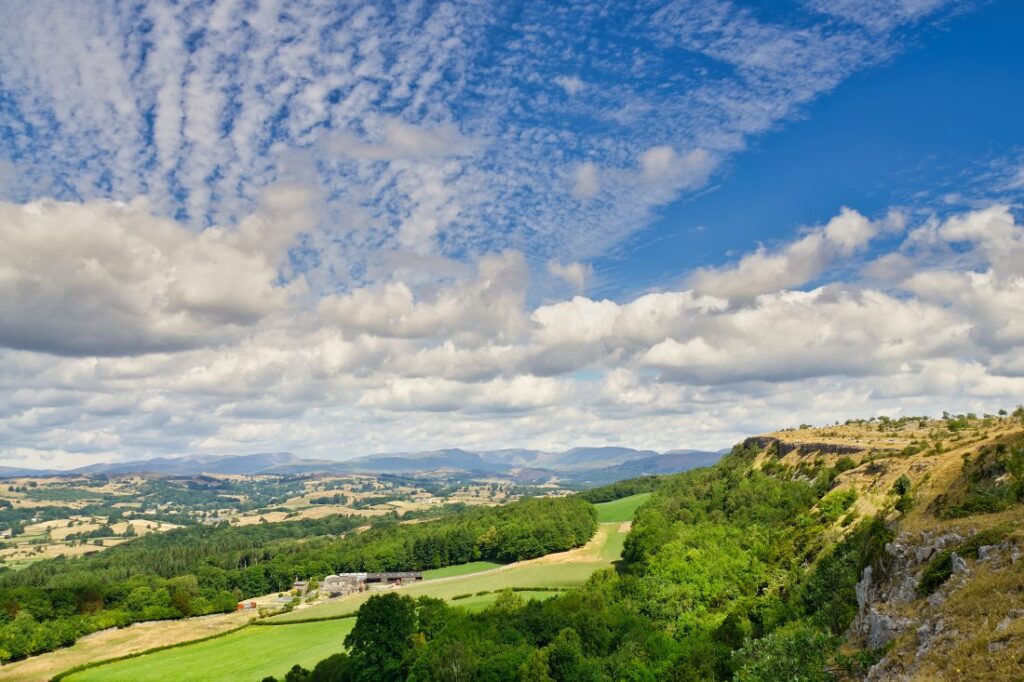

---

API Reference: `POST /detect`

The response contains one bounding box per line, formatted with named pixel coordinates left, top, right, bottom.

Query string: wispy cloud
left=0, top=0, right=966, bottom=280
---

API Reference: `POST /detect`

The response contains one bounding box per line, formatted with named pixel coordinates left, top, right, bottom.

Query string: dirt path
left=0, top=611, right=254, bottom=682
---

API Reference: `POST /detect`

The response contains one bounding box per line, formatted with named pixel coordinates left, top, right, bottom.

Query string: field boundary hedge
left=253, top=612, right=358, bottom=626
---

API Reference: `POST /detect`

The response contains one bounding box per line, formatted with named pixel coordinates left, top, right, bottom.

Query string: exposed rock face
left=851, top=532, right=963, bottom=651
left=741, top=436, right=869, bottom=457
left=860, top=535, right=1022, bottom=680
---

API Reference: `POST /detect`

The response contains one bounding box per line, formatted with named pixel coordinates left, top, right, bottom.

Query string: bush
left=917, top=551, right=953, bottom=596
left=733, top=622, right=837, bottom=682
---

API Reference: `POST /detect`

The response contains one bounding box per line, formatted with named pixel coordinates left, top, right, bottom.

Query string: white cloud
left=330, top=118, right=477, bottom=161
left=0, top=198, right=306, bottom=356
left=0, top=0, right=1006, bottom=465
left=547, top=261, right=590, bottom=292
left=318, top=251, right=529, bottom=341
left=3, top=201, right=1020, bottom=465
left=571, top=162, right=601, bottom=200
left=689, top=207, right=883, bottom=301
left=553, top=75, right=586, bottom=96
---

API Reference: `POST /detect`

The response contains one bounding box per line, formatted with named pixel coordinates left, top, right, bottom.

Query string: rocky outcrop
left=742, top=436, right=874, bottom=457
left=851, top=532, right=964, bottom=651
left=859, top=534, right=1022, bottom=680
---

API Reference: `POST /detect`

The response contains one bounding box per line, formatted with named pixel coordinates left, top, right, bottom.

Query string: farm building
left=321, top=571, right=423, bottom=596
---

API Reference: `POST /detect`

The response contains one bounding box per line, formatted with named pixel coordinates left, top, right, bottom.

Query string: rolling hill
left=0, top=446, right=724, bottom=481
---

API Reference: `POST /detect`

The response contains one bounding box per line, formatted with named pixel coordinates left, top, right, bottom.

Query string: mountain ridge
left=0, top=446, right=727, bottom=479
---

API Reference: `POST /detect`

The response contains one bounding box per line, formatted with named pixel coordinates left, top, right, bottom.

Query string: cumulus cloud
left=318, top=251, right=529, bottom=342
left=2, top=201, right=1023, bottom=465
left=689, top=207, right=889, bottom=302
left=0, top=198, right=306, bottom=356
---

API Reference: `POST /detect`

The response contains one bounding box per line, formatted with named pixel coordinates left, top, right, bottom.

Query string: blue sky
left=0, top=0, right=1022, bottom=466
left=596, top=0, right=1024, bottom=296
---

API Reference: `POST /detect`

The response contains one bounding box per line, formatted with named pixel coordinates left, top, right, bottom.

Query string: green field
left=66, top=618, right=356, bottom=682
left=593, top=492, right=651, bottom=522
left=452, top=589, right=562, bottom=611
left=269, top=522, right=625, bottom=623
left=269, top=558, right=604, bottom=623
left=69, top=518, right=633, bottom=680
left=421, top=560, right=502, bottom=579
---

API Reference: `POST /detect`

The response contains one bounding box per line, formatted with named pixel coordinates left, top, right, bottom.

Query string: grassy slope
left=269, top=521, right=625, bottom=623
left=594, top=492, right=651, bottom=523
left=0, top=612, right=254, bottom=682
left=421, top=560, right=502, bottom=579
left=66, top=618, right=356, bottom=682
left=763, top=417, right=1024, bottom=678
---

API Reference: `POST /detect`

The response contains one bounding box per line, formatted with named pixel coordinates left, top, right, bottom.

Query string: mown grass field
left=65, top=494, right=646, bottom=680
left=593, top=492, right=651, bottom=522
left=452, top=589, right=562, bottom=611
left=421, top=560, right=502, bottom=579
left=268, top=536, right=615, bottom=623
left=65, top=618, right=356, bottom=682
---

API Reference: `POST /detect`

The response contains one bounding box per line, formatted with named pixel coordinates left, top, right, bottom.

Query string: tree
left=344, top=593, right=417, bottom=682
left=284, top=665, right=311, bottom=682
left=545, top=628, right=599, bottom=682
left=309, top=653, right=354, bottom=681
left=519, top=649, right=554, bottom=682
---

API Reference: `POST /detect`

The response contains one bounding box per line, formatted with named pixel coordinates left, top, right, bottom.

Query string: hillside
left=755, top=415, right=1024, bottom=679
left=255, top=412, right=1024, bottom=681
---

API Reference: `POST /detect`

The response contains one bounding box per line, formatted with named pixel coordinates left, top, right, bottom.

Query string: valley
left=17, top=496, right=640, bottom=681
left=3, top=413, right=1023, bottom=681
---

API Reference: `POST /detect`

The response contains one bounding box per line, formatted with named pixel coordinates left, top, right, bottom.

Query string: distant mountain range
left=0, top=446, right=727, bottom=483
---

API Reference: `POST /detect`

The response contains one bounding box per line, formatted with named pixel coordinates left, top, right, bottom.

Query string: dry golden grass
left=771, top=418, right=1024, bottom=679
left=0, top=611, right=255, bottom=682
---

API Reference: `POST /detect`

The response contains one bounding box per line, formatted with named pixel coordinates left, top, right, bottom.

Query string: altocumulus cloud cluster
left=1, top=0, right=1021, bottom=467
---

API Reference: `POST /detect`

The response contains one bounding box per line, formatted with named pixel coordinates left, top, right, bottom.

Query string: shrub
left=894, top=494, right=915, bottom=514
left=917, top=551, right=953, bottom=596
left=733, top=622, right=837, bottom=682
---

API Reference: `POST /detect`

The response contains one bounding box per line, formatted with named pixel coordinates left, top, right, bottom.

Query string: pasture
left=269, top=521, right=626, bottom=623
left=422, top=560, right=502, bottom=579
left=65, top=618, right=356, bottom=682
left=593, top=492, right=651, bottom=522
